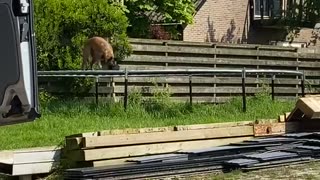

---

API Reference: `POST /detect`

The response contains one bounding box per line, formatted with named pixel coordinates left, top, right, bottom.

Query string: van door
left=0, top=0, right=40, bottom=126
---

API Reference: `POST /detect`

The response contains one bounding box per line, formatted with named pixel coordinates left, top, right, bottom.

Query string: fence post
left=95, top=77, right=99, bottom=105
left=124, top=69, right=128, bottom=110
left=242, top=68, right=246, bottom=112
left=271, top=75, right=275, bottom=101
left=301, top=71, right=305, bottom=97
left=189, top=75, right=193, bottom=106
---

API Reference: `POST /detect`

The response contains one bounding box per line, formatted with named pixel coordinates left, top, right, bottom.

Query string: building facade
left=182, top=0, right=319, bottom=46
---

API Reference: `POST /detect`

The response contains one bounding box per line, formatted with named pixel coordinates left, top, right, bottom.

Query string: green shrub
left=34, top=0, right=132, bottom=71
left=34, top=0, right=132, bottom=95
left=39, top=89, right=57, bottom=107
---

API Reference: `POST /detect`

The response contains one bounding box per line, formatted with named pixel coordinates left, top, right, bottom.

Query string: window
left=254, top=0, right=282, bottom=19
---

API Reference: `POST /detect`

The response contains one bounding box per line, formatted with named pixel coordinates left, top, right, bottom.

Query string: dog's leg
left=82, top=46, right=90, bottom=70
left=98, top=62, right=102, bottom=69
left=90, top=61, right=94, bottom=70
left=82, top=59, right=88, bottom=70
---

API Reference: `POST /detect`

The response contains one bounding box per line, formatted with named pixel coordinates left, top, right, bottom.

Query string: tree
left=34, top=0, right=132, bottom=71
left=283, top=0, right=320, bottom=42
left=122, top=0, right=196, bottom=38
left=284, top=0, right=320, bottom=28
left=34, top=0, right=132, bottom=95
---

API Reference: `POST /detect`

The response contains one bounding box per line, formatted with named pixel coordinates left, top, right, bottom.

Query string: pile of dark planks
left=64, top=132, right=320, bottom=180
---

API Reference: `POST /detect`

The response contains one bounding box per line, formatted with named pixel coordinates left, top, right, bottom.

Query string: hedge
left=34, top=0, right=132, bottom=71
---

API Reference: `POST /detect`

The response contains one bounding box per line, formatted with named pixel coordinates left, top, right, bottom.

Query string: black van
left=0, top=0, right=40, bottom=126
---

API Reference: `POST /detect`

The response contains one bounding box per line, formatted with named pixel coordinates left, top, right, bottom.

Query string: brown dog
left=81, top=36, right=116, bottom=70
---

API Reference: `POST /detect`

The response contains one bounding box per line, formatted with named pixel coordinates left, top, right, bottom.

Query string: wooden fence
left=38, top=38, right=320, bottom=103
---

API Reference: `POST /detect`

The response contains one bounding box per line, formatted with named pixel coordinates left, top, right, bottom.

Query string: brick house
left=148, top=0, right=319, bottom=46
left=182, top=0, right=286, bottom=44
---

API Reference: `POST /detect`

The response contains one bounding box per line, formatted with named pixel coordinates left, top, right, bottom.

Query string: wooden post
left=256, top=46, right=260, bottom=88
left=271, top=75, right=275, bottom=101
left=301, top=71, right=305, bottom=97
left=189, top=75, right=193, bottom=106
left=111, top=77, right=116, bottom=102
left=242, top=68, right=247, bottom=112
left=296, top=48, right=299, bottom=98
left=124, top=69, right=128, bottom=110
left=95, top=77, right=99, bottom=105
left=213, top=44, right=217, bottom=103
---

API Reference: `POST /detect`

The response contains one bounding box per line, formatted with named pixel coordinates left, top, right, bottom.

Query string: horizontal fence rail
left=37, top=68, right=305, bottom=112
left=38, top=69, right=304, bottom=77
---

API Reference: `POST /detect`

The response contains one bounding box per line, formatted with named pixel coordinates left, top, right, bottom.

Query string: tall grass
left=0, top=89, right=296, bottom=150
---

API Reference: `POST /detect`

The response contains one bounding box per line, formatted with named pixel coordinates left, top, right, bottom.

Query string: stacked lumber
left=0, top=146, right=61, bottom=179
left=64, top=119, right=301, bottom=168
left=64, top=121, right=256, bottom=168
left=64, top=132, right=320, bottom=179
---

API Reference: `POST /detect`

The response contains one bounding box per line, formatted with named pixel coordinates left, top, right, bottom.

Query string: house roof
left=146, top=0, right=206, bottom=25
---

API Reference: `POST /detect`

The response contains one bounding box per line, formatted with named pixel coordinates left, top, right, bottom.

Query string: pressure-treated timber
left=67, top=136, right=253, bottom=161
left=66, top=126, right=176, bottom=138
left=287, top=95, right=320, bottom=121
left=0, top=146, right=61, bottom=176
left=253, top=122, right=300, bottom=136
left=66, top=125, right=253, bottom=150
left=66, top=121, right=254, bottom=139
left=0, top=146, right=60, bottom=164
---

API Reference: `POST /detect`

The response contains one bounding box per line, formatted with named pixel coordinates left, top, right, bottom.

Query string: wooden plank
left=43, top=86, right=113, bottom=94
left=112, top=86, right=302, bottom=94
left=304, top=71, right=320, bottom=76
left=69, top=136, right=253, bottom=161
left=124, top=55, right=299, bottom=67
left=67, top=125, right=253, bottom=150
left=0, top=146, right=61, bottom=164
left=113, top=96, right=299, bottom=104
left=295, top=96, right=320, bottom=119
left=66, top=121, right=254, bottom=150
left=131, top=44, right=299, bottom=59
left=253, top=122, right=299, bottom=136
left=173, top=121, right=254, bottom=131
left=66, top=126, right=176, bottom=138
left=109, top=76, right=304, bottom=85
left=12, top=162, right=59, bottom=176
left=12, top=149, right=60, bottom=164
left=279, top=115, right=285, bottom=122
left=129, top=38, right=297, bottom=51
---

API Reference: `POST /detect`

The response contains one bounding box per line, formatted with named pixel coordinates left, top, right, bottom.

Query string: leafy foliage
left=123, top=0, right=196, bottom=38
left=284, top=0, right=320, bottom=28
left=34, top=0, right=132, bottom=95
left=34, top=0, right=132, bottom=71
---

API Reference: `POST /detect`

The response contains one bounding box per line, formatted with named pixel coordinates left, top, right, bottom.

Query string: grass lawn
left=0, top=93, right=296, bottom=150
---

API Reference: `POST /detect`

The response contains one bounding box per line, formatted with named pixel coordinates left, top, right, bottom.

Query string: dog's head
left=101, top=56, right=120, bottom=70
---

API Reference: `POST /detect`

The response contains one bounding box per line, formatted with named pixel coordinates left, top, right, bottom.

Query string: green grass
left=0, top=92, right=296, bottom=150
